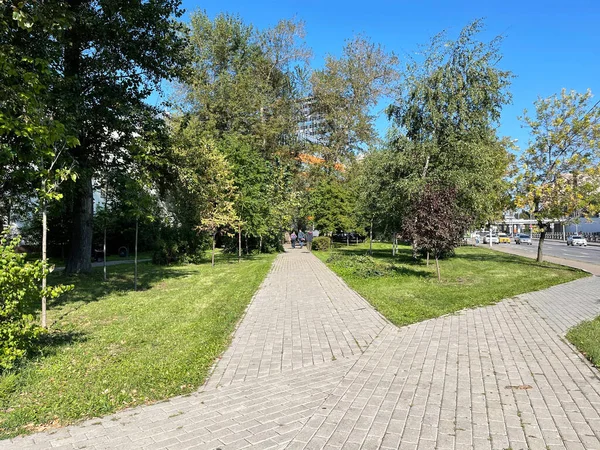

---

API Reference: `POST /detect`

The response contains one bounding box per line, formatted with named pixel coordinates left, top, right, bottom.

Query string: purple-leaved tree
left=402, top=184, right=471, bottom=282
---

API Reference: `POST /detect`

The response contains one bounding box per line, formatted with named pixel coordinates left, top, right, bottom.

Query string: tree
left=0, top=1, right=73, bottom=231
left=308, top=176, right=354, bottom=248
left=1, top=232, right=72, bottom=370
left=402, top=184, right=470, bottom=281
left=48, top=0, right=187, bottom=274
left=182, top=12, right=306, bottom=255
left=386, top=19, right=513, bottom=229
left=171, top=118, right=238, bottom=267
left=37, top=145, right=76, bottom=327
left=311, top=36, right=399, bottom=166
left=516, top=89, right=600, bottom=262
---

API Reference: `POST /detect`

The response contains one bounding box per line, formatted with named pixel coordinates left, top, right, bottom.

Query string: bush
left=152, top=239, right=179, bottom=265
left=0, top=232, right=71, bottom=371
left=312, top=236, right=331, bottom=251
left=326, top=253, right=393, bottom=278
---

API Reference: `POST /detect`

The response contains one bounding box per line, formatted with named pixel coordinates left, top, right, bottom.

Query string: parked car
left=498, top=233, right=510, bottom=244
left=514, top=234, right=532, bottom=245
left=483, top=234, right=499, bottom=244
left=567, top=235, right=588, bottom=247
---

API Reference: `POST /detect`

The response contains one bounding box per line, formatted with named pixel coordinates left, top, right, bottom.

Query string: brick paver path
left=3, top=250, right=600, bottom=450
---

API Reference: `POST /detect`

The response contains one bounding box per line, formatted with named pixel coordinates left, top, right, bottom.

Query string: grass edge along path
left=0, top=253, right=276, bottom=439
left=567, top=316, right=600, bottom=370
left=316, top=242, right=587, bottom=328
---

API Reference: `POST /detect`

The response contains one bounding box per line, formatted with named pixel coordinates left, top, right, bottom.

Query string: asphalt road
left=489, top=239, right=600, bottom=266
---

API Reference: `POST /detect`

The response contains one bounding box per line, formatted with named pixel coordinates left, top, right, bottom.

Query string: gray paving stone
left=2, top=250, right=600, bottom=449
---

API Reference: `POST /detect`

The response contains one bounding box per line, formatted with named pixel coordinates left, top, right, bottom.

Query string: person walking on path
left=290, top=231, right=297, bottom=249
left=298, top=230, right=305, bottom=249
left=306, top=230, right=313, bottom=251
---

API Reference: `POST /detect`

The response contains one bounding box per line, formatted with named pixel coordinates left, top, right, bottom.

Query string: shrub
left=326, top=253, right=393, bottom=278
left=0, top=232, right=72, bottom=371
left=312, top=236, right=331, bottom=251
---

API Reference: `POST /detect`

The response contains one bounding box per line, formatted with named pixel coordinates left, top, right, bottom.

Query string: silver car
left=567, top=235, right=588, bottom=247
left=515, top=234, right=532, bottom=245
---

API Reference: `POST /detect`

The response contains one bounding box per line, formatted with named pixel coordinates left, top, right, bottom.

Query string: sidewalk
left=3, top=248, right=600, bottom=449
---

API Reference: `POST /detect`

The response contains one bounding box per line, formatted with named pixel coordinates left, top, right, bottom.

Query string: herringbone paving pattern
left=3, top=250, right=600, bottom=449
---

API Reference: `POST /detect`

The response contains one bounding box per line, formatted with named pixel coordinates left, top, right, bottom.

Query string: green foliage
left=308, top=176, right=354, bottom=234
left=311, top=236, right=331, bottom=251
left=516, top=89, right=600, bottom=226
left=0, top=2, right=76, bottom=228
left=516, top=89, right=600, bottom=261
left=326, top=253, right=393, bottom=277
left=311, top=36, right=399, bottom=165
left=374, top=19, right=514, bottom=233
left=0, top=233, right=71, bottom=371
left=179, top=12, right=306, bottom=254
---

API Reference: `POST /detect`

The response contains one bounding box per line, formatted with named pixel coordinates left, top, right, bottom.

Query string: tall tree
left=171, top=117, right=238, bottom=266
left=182, top=12, right=307, bottom=253
left=387, top=19, right=513, bottom=229
left=50, top=0, right=187, bottom=274
left=311, top=36, right=399, bottom=166
left=0, top=1, right=73, bottom=231
left=516, top=89, right=600, bottom=262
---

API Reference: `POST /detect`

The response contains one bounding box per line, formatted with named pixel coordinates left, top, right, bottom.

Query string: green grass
left=0, top=252, right=276, bottom=439
left=316, top=242, right=587, bottom=327
left=24, top=251, right=154, bottom=266
left=567, top=317, right=600, bottom=369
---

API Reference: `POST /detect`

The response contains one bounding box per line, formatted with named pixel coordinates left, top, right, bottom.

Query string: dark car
left=332, top=232, right=365, bottom=243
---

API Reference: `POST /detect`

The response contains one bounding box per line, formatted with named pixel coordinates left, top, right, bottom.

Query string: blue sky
left=175, top=0, right=599, bottom=152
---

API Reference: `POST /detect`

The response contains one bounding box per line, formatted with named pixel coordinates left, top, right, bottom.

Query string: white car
left=483, top=234, right=499, bottom=244
left=567, top=235, right=587, bottom=247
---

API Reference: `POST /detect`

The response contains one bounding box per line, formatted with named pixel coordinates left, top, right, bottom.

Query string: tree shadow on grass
left=35, top=329, right=87, bottom=358
left=326, top=248, right=432, bottom=279
left=332, top=246, right=419, bottom=265
left=47, top=262, right=197, bottom=309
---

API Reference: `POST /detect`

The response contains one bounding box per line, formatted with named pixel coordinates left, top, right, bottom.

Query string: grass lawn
left=316, top=242, right=587, bottom=327
left=567, top=317, right=600, bottom=369
left=24, top=250, right=154, bottom=266
left=0, top=252, right=276, bottom=439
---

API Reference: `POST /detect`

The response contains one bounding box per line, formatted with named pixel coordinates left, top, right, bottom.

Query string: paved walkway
left=3, top=250, right=600, bottom=449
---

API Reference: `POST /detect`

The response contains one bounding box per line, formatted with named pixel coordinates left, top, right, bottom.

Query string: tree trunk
left=245, top=232, right=249, bottom=255
left=65, top=171, right=93, bottom=274
left=435, top=255, right=441, bottom=282
left=259, top=235, right=262, bottom=254
left=41, top=198, right=48, bottom=329
left=103, top=179, right=108, bottom=281
left=134, top=217, right=138, bottom=291
left=426, top=251, right=429, bottom=267
left=369, top=216, right=373, bottom=256
left=537, top=226, right=546, bottom=263
left=238, top=224, right=241, bottom=263
left=103, top=225, right=107, bottom=281
left=211, top=232, right=216, bottom=267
